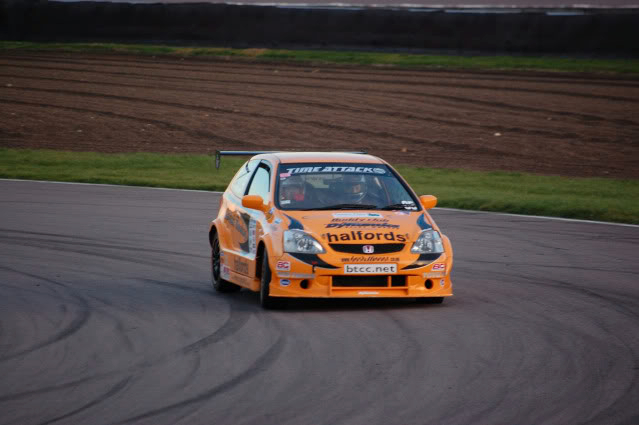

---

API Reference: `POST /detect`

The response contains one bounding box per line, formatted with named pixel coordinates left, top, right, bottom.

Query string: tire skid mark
left=0, top=299, right=252, bottom=403
left=0, top=234, right=207, bottom=260
left=0, top=227, right=117, bottom=243
left=326, top=311, right=424, bottom=425
left=3, top=57, right=638, bottom=102
left=455, top=269, right=635, bottom=425
left=493, top=271, right=639, bottom=424
left=0, top=237, right=195, bottom=271
left=0, top=266, right=91, bottom=363
left=115, top=335, right=286, bottom=425
left=36, top=376, right=132, bottom=425
left=489, top=268, right=639, bottom=321
left=1, top=73, right=617, bottom=142
left=462, top=257, right=639, bottom=276
left=3, top=64, right=636, bottom=127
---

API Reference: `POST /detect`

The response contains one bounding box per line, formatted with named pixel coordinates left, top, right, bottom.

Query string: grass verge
left=2, top=148, right=637, bottom=224
left=2, top=41, right=639, bottom=74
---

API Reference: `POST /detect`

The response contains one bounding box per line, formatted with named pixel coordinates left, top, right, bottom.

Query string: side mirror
left=419, top=195, right=437, bottom=210
left=242, top=195, right=267, bottom=212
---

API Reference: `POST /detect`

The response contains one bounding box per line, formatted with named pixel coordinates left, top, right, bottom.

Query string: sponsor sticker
left=248, top=218, right=257, bottom=254
left=363, top=245, right=374, bottom=254
left=344, top=264, right=397, bottom=274
left=333, top=212, right=383, bottom=218
left=341, top=256, right=399, bottom=263
left=282, top=166, right=387, bottom=175
left=440, top=279, right=446, bottom=287
left=279, top=172, right=291, bottom=178
left=234, top=257, right=249, bottom=275
left=221, top=265, right=231, bottom=280
left=281, top=200, right=291, bottom=205
left=280, top=279, right=291, bottom=287
left=323, top=231, right=408, bottom=243
left=325, top=221, right=399, bottom=229
left=276, top=261, right=291, bottom=271
left=265, top=207, right=275, bottom=221
left=432, top=263, right=446, bottom=272
left=359, top=291, right=379, bottom=295
left=423, top=272, right=445, bottom=278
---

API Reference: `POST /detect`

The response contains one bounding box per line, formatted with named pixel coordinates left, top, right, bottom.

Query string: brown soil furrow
left=3, top=55, right=638, bottom=102
left=3, top=87, right=525, bottom=159
left=3, top=62, right=634, bottom=127
left=2, top=53, right=637, bottom=179
left=0, top=99, right=257, bottom=152
left=3, top=56, right=637, bottom=104
left=6, top=53, right=639, bottom=89
left=2, top=72, right=622, bottom=144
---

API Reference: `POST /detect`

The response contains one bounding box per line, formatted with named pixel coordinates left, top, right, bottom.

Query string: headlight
left=410, top=229, right=444, bottom=254
left=284, top=230, right=325, bottom=254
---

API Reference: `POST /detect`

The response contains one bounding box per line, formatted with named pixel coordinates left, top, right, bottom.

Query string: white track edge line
left=2, top=178, right=637, bottom=228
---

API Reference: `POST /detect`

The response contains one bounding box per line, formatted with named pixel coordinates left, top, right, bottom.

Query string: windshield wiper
left=303, top=203, right=378, bottom=211
left=380, top=203, right=414, bottom=210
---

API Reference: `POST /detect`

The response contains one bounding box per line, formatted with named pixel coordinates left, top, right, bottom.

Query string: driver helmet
left=341, top=174, right=367, bottom=203
left=280, top=175, right=305, bottom=202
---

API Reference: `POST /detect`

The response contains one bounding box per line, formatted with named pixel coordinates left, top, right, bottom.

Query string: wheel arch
left=255, top=240, right=266, bottom=280
left=208, top=222, right=218, bottom=248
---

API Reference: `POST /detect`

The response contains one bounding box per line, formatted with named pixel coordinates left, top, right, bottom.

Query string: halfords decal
left=284, top=166, right=387, bottom=175
left=344, top=264, right=397, bottom=274
left=322, top=231, right=408, bottom=243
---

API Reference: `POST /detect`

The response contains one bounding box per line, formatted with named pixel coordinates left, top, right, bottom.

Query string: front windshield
left=276, top=163, right=420, bottom=211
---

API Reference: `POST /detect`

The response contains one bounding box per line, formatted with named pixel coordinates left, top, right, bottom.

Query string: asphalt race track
left=1, top=179, right=638, bottom=425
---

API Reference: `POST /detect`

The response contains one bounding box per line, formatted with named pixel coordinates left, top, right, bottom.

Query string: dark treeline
left=2, top=1, right=638, bottom=56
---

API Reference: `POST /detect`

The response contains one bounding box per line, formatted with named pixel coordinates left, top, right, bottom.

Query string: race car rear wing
left=214, top=150, right=367, bottom=169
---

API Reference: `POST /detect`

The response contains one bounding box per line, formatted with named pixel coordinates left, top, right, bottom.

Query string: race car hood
left=282, top=210, right=433, bottom=245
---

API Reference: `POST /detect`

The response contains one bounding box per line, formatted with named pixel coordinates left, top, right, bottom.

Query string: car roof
left=253, top=152, right=385, bottom=164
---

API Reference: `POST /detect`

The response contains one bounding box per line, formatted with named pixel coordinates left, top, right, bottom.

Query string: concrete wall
left=2, top=1, right=638, bottom=56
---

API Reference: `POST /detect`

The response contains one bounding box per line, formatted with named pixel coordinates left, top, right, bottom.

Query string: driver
left=340, top=174, right=368, bottom=204
left=280, top=175, right=306, bottom=205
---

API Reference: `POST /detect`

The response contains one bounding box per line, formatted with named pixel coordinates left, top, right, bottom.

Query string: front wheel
left=260, top=250, right=283, bottom=309
left=211, top=233, right=240, bottom=293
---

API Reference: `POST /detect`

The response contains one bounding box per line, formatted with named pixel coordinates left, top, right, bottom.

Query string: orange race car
left=209, top=151, right=453, bottom=308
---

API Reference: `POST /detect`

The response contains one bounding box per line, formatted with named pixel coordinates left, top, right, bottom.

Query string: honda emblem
left=363, top=245, right=374, bottom=254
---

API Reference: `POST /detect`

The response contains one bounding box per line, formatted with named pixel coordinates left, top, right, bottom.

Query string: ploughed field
left=1, top=52, right=638, bottom=179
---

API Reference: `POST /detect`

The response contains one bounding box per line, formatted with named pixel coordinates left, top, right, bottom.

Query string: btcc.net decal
left=344, top=264, right=397, bottom=274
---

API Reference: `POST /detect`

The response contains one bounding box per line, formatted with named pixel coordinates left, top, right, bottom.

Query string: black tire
left=416, top=297, right=444, bottom=304
left=259, top=250, right=283, bottom=309
left=211, top=233, right=240, bottom=293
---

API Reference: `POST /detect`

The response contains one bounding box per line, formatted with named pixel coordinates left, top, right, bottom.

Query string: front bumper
left=270, top=253, right=453, bottom=298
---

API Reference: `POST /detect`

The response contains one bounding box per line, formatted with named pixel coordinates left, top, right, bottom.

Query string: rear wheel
left=260, top=250, right=283, bottom=309
left=211, top=233, right=240, bottom=293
